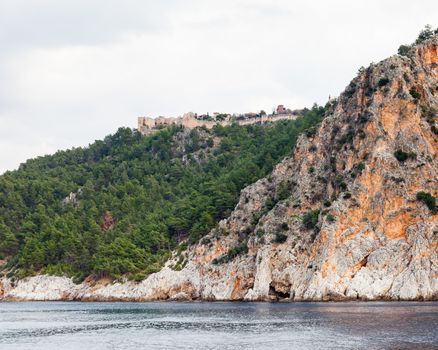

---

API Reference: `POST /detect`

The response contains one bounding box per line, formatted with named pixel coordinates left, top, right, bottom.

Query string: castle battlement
left=138, top=107, right=300, bottom=135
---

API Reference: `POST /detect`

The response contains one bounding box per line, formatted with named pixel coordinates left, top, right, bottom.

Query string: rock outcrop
left=1, top=36, right=437, bottom=302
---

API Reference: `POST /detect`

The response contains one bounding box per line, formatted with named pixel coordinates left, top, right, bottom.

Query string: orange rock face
left=167, top=35, right=438, bottom=302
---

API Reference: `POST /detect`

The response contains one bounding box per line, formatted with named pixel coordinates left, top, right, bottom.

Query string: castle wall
left=138, top=113, right=298, bottom=135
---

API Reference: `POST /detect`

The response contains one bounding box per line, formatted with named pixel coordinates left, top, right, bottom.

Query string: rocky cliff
left=1, top=36, right=437, bottom=302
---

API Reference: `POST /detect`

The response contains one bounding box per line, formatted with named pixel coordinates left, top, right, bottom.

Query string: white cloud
left=1, top=0, right=438, bottom=173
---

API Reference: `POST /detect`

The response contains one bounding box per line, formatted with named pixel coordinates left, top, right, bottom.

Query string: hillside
left=1, top=31, right=437, bottom=302
left=0, top=107, right=325, bottom=282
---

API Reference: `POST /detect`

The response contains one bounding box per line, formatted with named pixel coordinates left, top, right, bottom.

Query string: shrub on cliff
left=280, top=222, right=289, bottom=231
left=416, top=192, right=437, bottom=214
left=415, top=25, right=436, bottom=44
left=397, top=25, right=438, bottom=57
left=302, top=209, right=320, bottom=230
left=398, top=45, right=411, bottom=57
left=326, top=214, right=335, bottom=222
left=410, top=87, right=421, bottom=101
left=212, top=242, right=248, bottom=264
left=334, top=174, right=348, bottom=191
left=378, top=77, right=390, bottom=87
left=394, top=150, right=416, bottom=162
left=276, top=180, right=290, bottom=201
left=420, top=105, right=438, bottom=134
left=272, top=233, right=288, bottom=244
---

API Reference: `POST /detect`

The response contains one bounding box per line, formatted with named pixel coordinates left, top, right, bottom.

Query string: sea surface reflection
left=0, top=301, right=437, bottom=349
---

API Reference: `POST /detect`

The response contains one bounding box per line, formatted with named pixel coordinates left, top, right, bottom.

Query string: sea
left=0, top=301, right=437, bottom=349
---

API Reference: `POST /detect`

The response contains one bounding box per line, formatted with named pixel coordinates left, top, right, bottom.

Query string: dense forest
left=0, top=105, right=326, bottom=282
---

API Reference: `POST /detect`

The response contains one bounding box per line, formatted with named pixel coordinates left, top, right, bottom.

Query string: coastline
left=1, top=274, right=437, bottom=302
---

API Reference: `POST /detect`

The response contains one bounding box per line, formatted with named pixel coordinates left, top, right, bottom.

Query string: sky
left=1, top=0, right=437, bottom=174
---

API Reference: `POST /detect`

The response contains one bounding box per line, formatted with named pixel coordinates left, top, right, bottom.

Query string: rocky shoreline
left=1, top=264, right=436, bottom=302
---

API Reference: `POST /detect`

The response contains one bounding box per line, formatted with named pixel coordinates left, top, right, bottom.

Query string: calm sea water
left=0, top=301, right=437, bottom=350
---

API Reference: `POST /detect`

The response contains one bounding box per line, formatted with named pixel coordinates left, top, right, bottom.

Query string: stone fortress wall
left=138, top=106, right=300, bottom=135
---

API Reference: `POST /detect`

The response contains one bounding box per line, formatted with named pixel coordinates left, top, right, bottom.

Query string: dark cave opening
left=269, top=283, right=291, bottom=300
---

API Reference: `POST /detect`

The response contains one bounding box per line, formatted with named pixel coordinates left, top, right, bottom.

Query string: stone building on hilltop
left=137, top=106, right=299, bottom=135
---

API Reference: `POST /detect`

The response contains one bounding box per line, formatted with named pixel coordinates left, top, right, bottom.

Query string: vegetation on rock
left=302, top=209, right=320, bottom=230
left=409, top=87, right=421, bottom=101
left=212, top=242, right=249, bottom=264
left=394, top=150, right=416, bottom=162
left=398, top=24, right=438, bottom=57
left=416, top=192, right=437, bottom=214
left=272, top=233, right=288, bottom=244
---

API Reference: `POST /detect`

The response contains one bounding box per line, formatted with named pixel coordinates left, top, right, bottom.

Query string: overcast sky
left=1, top=0, right=437, bottom=173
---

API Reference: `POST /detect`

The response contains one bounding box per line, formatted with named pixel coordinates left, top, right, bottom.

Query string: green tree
left=416, top=25, right=435, bottom=44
